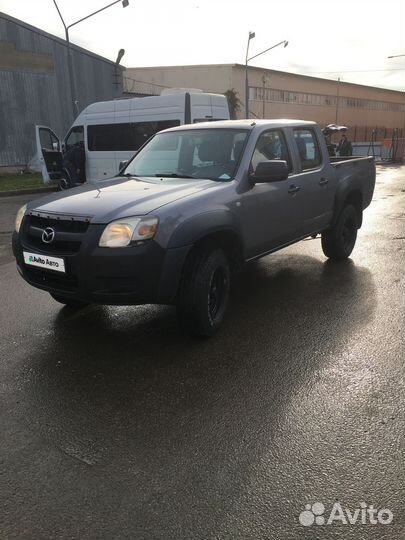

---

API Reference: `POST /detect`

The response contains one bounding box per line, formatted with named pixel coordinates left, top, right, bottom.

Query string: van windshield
left=123, top=128, right=250, bottom=181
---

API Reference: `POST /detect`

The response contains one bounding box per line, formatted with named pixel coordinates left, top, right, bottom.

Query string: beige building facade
left=125, top=64, right=405, bottom=142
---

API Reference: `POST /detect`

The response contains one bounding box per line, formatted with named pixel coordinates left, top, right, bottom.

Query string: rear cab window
left=293, top=128, right=322, bottom=170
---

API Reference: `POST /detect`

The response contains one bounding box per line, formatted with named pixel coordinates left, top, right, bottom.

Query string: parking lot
left=0, top=164, right=404, bottom=539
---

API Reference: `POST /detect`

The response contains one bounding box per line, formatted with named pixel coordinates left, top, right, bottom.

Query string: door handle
left=288, top=185, right=301, bottom=194
left=319, top=178, right=329, bottom=186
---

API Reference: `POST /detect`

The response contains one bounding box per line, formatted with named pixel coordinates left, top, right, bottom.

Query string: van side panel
left=84, top=100, right=117, bottom=181
left=74, top=93, right=230, bottom=182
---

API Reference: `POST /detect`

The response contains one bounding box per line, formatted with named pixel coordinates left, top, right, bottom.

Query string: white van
left=35, top=89, right=230, bottom=186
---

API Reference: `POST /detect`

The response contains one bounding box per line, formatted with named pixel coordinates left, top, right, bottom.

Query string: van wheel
left=59, top=168, right=72, bottom=190
left=321, top=204, right=358, bottom=260
left=177, top=246, right=230, bottom=337
left=50, top=293, right=89, bottom=308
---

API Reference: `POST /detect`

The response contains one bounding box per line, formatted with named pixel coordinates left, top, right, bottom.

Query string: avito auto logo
left=298, top=502, right=393, bottom=527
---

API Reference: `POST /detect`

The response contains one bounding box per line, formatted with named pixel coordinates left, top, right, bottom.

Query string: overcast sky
left=1, top=0, right=405, bottom=92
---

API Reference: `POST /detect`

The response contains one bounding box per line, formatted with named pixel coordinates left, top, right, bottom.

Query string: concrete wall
left=0, top=12, right=124, bottom=167
left=125, top=64, right=405, bottom=141
left=125, top=65, right=234, bottom=97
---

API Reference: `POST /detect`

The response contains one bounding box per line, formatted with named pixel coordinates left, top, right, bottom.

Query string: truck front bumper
left=12, top=226, right=190, bottom=306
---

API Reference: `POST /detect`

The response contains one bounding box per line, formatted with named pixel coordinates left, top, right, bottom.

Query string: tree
left=224, top=88, right=242, bottom=119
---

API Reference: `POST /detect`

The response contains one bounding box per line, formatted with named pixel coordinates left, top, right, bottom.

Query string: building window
left=249, top=85, right=404, bottom=113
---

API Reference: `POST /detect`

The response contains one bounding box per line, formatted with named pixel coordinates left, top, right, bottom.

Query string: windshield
left=123, top=128, right=250, bottom=181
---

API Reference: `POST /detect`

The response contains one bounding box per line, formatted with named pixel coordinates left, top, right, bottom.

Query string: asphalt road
left=0, top=166, right=404, bottom=540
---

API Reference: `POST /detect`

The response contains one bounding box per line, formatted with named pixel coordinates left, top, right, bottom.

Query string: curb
left=0, top=186, right=58, bottom=198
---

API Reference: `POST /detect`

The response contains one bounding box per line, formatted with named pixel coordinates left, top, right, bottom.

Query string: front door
left=35, top=126, right=63, bottom=184
left=240, top=128, right=301, bottom=259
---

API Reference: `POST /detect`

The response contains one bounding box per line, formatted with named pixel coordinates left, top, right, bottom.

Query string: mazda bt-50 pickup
left=13, top=120, right=376, bottom=336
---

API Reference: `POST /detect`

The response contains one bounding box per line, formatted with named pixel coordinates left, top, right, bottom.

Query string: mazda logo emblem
left=42, top=227, right=56, bottom=244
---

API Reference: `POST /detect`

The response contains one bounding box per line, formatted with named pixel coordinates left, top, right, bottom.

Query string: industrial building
left=125, top=64, right=405, bottom=144
left=0, top=12, right=124, bottom=167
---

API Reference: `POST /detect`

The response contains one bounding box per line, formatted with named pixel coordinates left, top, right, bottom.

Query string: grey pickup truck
left=13, top=120, right=375, bottom=336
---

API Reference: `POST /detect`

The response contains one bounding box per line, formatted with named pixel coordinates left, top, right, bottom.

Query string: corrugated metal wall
left=0, top=12, right=123, bottom=166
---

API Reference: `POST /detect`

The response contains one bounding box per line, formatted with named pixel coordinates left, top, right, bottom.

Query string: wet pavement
left=0, top=165, right=404, bottom=540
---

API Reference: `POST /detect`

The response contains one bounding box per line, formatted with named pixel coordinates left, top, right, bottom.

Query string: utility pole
left=335, top=77, right=341, bottom=124
left=387, top=54, right=405, bottom=156
left=245, top=31, right=255, bottom=119
left=262, top=74, right=266, bottom=118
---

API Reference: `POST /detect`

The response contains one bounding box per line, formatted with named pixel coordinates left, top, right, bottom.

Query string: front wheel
left=321, top=204, right=359, bottom=260
left=59, top=168, right=73, bottom=190
left=177, top=247, right=230, bottom=337
left=50, top=293, right=89, bottom=308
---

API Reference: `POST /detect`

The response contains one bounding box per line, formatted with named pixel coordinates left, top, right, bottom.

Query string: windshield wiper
left=154, top=172, right=192, bottom=179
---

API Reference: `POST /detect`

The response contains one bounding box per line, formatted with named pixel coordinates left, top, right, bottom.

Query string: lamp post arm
left=52, top=0, right=67, bottom=31
left=248, top=40, right=287, bottom=62
left=67, top=0, right=124, bottom=29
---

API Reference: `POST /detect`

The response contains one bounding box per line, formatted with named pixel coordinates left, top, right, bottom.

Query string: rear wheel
left=321, top=204, right=359, bottom=260
left=177, top=246, right=230, bottom=337
left=50, top=293, right=89, bottom=308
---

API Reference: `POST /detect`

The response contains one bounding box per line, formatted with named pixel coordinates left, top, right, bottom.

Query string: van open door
left=35, top=125, right=64, bottom=184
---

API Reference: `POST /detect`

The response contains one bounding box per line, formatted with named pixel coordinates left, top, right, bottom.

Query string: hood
left=28, top=176, right=216, bottom=223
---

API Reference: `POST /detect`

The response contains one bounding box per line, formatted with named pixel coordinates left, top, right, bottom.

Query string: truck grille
left=22, top=213, right=91, bottom=255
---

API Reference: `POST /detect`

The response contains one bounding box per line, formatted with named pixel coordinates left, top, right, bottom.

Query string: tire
left=321, top=204, right=359, bottom=260
left=59, top=168, right=72, bottom=190
left=50, top=293, right=89, bottom=308
left=177, top=247, right=230, bottom=337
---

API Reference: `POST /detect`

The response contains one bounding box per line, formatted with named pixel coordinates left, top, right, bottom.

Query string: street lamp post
left=245, top=31, right=255, bottom=119
left=245, top=35, right=288, bottom=119
left=387, top=53, right=405, bottom=158
left=335, top=77, right=341, bottom=124
left=53, top=0, right=129, bottom=120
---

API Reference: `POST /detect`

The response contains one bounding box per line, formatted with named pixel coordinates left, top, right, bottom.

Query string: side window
left=251, top=130, right=292, bottom=172
left=39, top=128, right=59, bottom=151
left=293, top=129, right=322, bottom=170
left=87, top=121, right=180, bottom=152
left=65, top=126, right=84, bottom=151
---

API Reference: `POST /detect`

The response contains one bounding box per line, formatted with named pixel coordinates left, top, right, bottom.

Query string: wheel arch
left=158, top=213, right=244, bottom=304
left=332, top=188, right=363, bottom=228
left=182, top=229, right=244, bottom=273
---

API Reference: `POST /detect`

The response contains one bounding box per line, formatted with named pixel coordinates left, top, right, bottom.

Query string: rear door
left=290, top=127, right=336, bottom=235
left=35, top=126, right=63, bottom=184
left=190, top=93, right=230, bottom=123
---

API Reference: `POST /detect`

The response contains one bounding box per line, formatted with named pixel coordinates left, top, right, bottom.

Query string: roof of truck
left=162, top=119, right=318, bottom=133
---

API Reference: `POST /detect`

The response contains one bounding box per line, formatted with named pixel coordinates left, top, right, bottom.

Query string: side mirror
left=250, top=160, right=289, bottom=183
left=118, top=160, right=129, bottom=173
left=52, top=141, right=59, bottom=151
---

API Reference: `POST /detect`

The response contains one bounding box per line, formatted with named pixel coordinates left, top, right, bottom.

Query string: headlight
left=15, top=204, right=27, bottom=233
left=99, top=216, right=158, bottom=248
